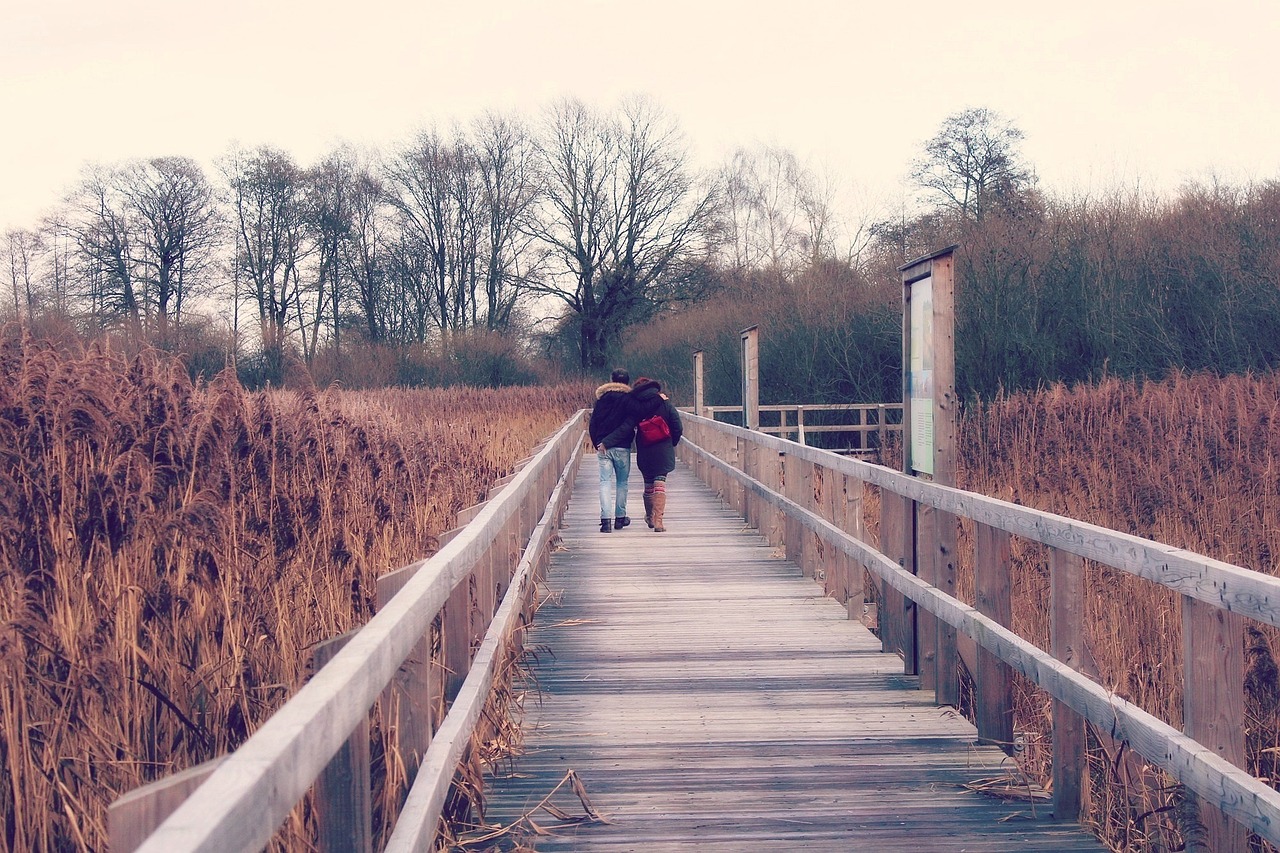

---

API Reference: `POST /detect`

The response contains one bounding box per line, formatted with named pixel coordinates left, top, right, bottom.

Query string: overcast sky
left=3, top=0, right=1277, bottom=235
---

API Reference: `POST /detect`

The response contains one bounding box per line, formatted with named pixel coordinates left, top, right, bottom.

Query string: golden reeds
left=0, top=330, right=587, bottom=851
left=957, top=371, right=1280, bottom=851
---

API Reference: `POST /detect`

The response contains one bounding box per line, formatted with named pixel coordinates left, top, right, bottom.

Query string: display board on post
left=899, top=246, right=959, bottom=701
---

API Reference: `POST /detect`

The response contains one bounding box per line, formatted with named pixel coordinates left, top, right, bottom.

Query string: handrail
left=686, top=412, right=1280, bottom=627
left=677, top=411, right=1280, bottom=848
left=383, top=433, right=581, bottom=850
left=126, top=411, right=587, bottom=853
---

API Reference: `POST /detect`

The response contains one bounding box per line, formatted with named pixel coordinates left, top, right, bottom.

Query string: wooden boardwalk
left=482, top=456, right=1105, bottom=851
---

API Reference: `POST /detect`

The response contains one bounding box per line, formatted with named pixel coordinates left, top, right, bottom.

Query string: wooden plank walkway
left=481, top=456, right=1105, bottom=851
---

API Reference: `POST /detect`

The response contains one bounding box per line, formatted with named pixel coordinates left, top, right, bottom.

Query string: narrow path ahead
left=482, top=456, right=1104, bottom=851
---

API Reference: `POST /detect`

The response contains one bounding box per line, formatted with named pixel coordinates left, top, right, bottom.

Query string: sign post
left=693, top=350, right=705, bottom=417
left=899, top=246, right=958, bottom=702
left=740, top=325, right=759, bottom=431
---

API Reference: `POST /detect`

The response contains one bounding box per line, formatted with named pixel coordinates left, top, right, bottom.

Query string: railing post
left=312, top=632, right=373, bottom=853
left=842, top=472, right=867, bottom=626
left=930, top=502, right=961, bottom=707
left=817, top=464, right=839, bottom=599
left=917, top=499, right=939, bottom=694
left=1050, top=547, right=1088, bottom=822
left=879, top=492, right=917, bottom=674
left=1183, top=597, right=1247, bottom=852
left=376, top=566, right=436, bottom=782
left=738, top=434, right=752, bottom=524
left=730, top=434, right=744, bottom=513
left=877, top=404, right=887, bottom=463
left=974, top=523, right=1014, bottom=752
left=782, top=452, right=803, bottom=571
left=761, top=449, right=781, bottom=548
left=442, top=577, right=472, bottom=701
left=796, top=405, right=806, bottom=445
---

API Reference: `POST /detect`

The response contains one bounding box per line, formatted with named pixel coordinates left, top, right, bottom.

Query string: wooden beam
left=312, top=631, right=372, bottom=853
left=1051, top=548, right=1088, bottom=822
left=683, top=414, right=1280, bottom=629
left=681, top=438, right=1280, bottom=845
left=974, top=523, right=1014, bottom=753
left=108, top=758, right=226, bottom=853
left=130, top=414, right=586, bottom=853
left=1183, top=596, right=1247, bottom=852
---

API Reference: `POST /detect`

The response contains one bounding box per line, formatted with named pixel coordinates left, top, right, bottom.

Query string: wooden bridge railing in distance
left=677, top=412, right=1280, bottom=853
left=108, top=412, right=587, bottom=853
left=696, top=403, right=902, bottom=455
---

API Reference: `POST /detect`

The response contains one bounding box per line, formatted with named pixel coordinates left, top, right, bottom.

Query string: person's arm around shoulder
left=601, top=412, right=637, bottom=449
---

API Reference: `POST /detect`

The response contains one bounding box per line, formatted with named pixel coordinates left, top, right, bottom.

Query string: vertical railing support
left=1183, top=597, right=1247, bottom=852
left=975, top=523, right=1014, bottom=752
left=1050, top=547, right=1088, bottom=822
left=312, top=632, right=373, bottom=853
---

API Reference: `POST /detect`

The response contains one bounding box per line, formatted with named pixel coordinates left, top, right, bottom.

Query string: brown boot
left=652, top=491, right=667, bottom=532
left=643, top=493, right=655, bottom=528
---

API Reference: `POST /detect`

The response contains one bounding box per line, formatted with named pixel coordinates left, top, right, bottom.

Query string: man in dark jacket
left=603, top=377, right=682, bottom=532
left=588, top=368, right=634, bottom=533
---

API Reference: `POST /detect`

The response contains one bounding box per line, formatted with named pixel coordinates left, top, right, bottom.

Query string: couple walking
left=589, top=368, right=684, bottom=534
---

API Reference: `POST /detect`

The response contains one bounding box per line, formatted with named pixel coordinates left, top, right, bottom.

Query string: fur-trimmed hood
left=595, top=382, right=632, bottom=399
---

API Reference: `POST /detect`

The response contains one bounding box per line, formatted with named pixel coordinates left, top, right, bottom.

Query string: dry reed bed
left=0, top=333, right=586, bottom=851
left=955, top=372, right=1280, bottom=851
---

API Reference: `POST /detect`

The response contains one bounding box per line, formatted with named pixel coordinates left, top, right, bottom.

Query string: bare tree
left=911, top=107, right=1034, bottom=222
left=532, top=97, right=718, bottom=369
left=384, top=129, right=474, bottom=342
left=340, top=162, right=389, bottom=343
left=301, top=148, right=367, bottom=361
left=222, top=146, right=310, bottom=379
left=718, top=144, right=843, bottom=277
left=118, top=157, right=220, bottom=347
left=65, top=165, right=141, bottom=330
left=473, top=111, right=542, bottom=330
left=3, top=229, right=42, bottom=322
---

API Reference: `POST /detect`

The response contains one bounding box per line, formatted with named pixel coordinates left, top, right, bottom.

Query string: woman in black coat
left=604, top=377, right=683, bottom=531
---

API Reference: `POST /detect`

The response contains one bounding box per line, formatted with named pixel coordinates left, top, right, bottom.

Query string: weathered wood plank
left=128, top=414, right=586, bottom=853
left=680, top=437, right=1280, bottom=845
left=383, top=441, right=582, bottom=851
left=1183, top=596, right=1247, bottom=852
left=974, top=523, right=1014, bottom=752
left=1051, top=548, right=1088, bottom=822
left=484, top=464, right=1105, bottom=851
left=683, top=415, right=1280, bottom=628
left=312, top=631, right=372, bottom=853
left=108, top=758, right=226, bottom=853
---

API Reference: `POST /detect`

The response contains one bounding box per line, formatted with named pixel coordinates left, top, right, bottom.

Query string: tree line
left=620, top=109, right=1280, bottom=406
left=3, top=97, right=721, bottom=385
left=6, top=103, right=1280, bottom=398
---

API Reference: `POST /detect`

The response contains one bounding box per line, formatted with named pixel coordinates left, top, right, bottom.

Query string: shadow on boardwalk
left=480, top=457, right=1105, bottom=852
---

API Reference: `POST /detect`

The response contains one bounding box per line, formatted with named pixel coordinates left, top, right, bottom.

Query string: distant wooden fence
left=696, top=403, right=902, bottom=456
left=108, top=412, right=587, bottom=853
left=678, top=412, right=1279, bottom=853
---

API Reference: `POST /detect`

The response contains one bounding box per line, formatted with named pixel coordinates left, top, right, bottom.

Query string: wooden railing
left=696, top=403, right=902, bottom=455
left=677, top=412, right=1279, bottom=853
left=108, top=412, right=588, bottom=853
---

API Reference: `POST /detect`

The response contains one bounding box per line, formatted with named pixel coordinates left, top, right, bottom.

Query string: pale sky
left=3, top=0, right=1278, bottom=235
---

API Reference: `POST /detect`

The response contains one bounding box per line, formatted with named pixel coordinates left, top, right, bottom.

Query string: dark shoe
left=615, top=516, right=631, bottom=529
left=600, top=518, right=612, bottom=533
left=643, top=494, right=655, bottom=528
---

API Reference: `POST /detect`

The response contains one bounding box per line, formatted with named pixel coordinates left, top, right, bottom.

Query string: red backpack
left=637, top=413, right=671, bottom=446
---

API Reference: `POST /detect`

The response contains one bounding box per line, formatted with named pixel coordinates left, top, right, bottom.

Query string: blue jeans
left=597, top=446, right=631, bottom=518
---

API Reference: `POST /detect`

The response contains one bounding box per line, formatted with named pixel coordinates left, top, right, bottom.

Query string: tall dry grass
left=956, top=371, right=1280, bottom=851
left=0, top=330, right=587, bottom=851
